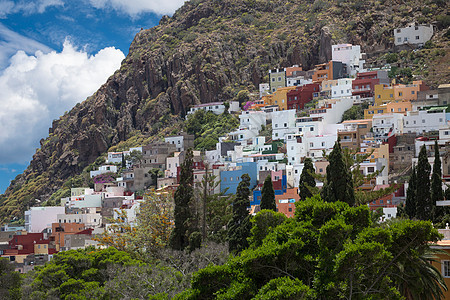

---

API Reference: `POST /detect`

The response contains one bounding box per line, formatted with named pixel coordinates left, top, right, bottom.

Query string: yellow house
left=374, top=84, right=395, bottom=105
left=386, top=100, right=412, bottom=115
left=270, top=86, right=296, bottom=111
left=431, top=234, right=450, bottom=299
left=34, top=243, right=49, bottom=255
left=364, top=104, right=387, bottom=119
left=374, top=81, right=428, bottom=105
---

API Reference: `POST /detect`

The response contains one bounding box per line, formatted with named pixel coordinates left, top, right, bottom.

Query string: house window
left=278, top=77, right=282, bottom=81
left=415, top=36, right=420, bottom=40
left=310, top=127, right=314, bottom=131
left=284, top=123, right=287, bottom=127
left=368, top=167, right=375, bottom=173
left=310, top=143, right=313, bottom=147
left=443, top=261, right=450, bottom=278
left=288, top=208, right=292, bottom=212
left=272, top=78, right=275, bottom=82
left=390, top=94, right=393, bottom=98
left=397, top=29, right=401, bottom=33
left=398, top=92, right=403, bottom=97
left=422, top=119, right=425, bottom=123
left=397, top=37, right=401, bottom=42
left=404, top=37, right=408, bottom=42
left=319, top=168, right=323, bottom=173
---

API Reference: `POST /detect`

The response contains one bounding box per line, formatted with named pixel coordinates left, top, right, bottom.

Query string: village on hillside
left=1, top=22, right=450, bottom=286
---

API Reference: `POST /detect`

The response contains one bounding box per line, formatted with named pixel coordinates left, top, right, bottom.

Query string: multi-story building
left=312, top=61, right=344, bottom=83
left=142, top=142, right=177, bottom=169
left=272, top=110, right=297, bottom=140
left=164, top=133, right=194, bottom=152
left=25, top=207, right=66, bottom=233
left=374, top=81, right=429, bottom=105
left=352, top=70, right=389, bottom=98
left=394, top=23, right=433, bottom=46
left=331, top=44, right=365, bottom=76
left=269, top=69, right=287, bottom=93
left=90, top=165, right=118, bottom=178
left=403, top=107, right=448, bottom=134
left=219, top=162, right=258, bottom=195
left=338, top=119, right=373, bottom=150
left=372, top=113, right=404, bottom=141
left=229, top=111, right=267, bottom=141
left=286, top=83, right=321, bottom=110
left=330, top=78, right=354, bottom=98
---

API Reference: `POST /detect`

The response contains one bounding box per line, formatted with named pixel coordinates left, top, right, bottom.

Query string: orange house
left=275, top=188, right=300, bottom=218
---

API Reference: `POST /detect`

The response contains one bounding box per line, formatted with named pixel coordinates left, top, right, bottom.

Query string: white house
left=187, top=101, right=240, bottom=115
left=272, top=109, right=297, bottom=140
left=57, top=211, right=102, bottom=228
left=259, top=83, right=270, bottom=98
left=403, top=109, right=448, bottom=134
left=304, top=134, right=337, bottom=159
left=229, top=111, right=267, bottom=142
left=165, top=154, right=181, bottom=178
left=107, top=151, right=129, bottom=164
left=25, top=206, right=66, bottom=233
left=372, top=113, right=404, bottom=140
left=90, top=165, right=118, bottom=178
left=394, top=23, right=433, bottom=46
left=331, top=44, right=365, bottom=76
left=286, top=137, right=306, bottom=165
left=331, top=78, right=354, bottom=98
left=287, top=76, right=312, bottom=87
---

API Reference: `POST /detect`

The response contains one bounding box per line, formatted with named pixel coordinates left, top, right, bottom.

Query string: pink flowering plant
left=93, top=172, right=117, bottom=184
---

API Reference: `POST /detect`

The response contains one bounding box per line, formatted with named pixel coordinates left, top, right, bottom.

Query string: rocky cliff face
left=1, top=0, right=448, bottom=221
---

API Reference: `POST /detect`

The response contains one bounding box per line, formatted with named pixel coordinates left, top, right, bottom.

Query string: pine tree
left=260, top=175, right=276, bottom=211
left=228, top=173, right=252, bottom=253
left=299, top=157, right=316, bottom=200
left=405, top=166, right=417, bottom=219
left=431, top=141, right=444, bottom=222
left=321, top=140, right=355, bottom=206
left=169, top=148, right=194, bottom=250
left=415, top=145, right=432, bottom=221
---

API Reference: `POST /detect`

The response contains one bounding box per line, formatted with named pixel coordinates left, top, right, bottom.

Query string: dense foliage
left=185, top=110, right=239, bottom=150
left=182, top=195, right=446, bottom=299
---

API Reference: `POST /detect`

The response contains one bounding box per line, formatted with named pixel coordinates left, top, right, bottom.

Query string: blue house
left=220, top=162, right=257, bottom=195
left=251, top=174, right=287, bottom=206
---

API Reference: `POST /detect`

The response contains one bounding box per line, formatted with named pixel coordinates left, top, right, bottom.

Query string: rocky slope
left=1, top=0, right=449, bottom=222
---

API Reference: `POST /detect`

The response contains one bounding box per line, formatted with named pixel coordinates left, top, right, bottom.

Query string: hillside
left=1, top=0, right=449, bottom=222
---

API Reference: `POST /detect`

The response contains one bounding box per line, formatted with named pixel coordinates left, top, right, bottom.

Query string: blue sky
left=0, top=0, right=186, bottom=193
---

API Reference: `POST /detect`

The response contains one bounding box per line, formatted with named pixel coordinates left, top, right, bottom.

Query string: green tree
left=0, top=258, right=21, bottom=300
left=431, top=141, right=444, bottom=222
left=405, top=166, right=417, bottom=218
left=184, top=196, right=446, bottom=299
left=416, top=145, right=432, bottom=220
left=121, top=152, right=126, bottom=168
left=299, top=157, right=316, bottom=200
left=228, top=173, right=252, bottom=253
left=148, top=168, right=164, bottom=188
left=321, top=140, right=355, bottom=205
left=170, top=148, right=195, bottom=250
left=260, top=175, right=276, bottom=211
left=125, top=150, right=143, bottom=166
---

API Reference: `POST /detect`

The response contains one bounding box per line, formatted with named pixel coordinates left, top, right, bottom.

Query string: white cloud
left=0, top=0, right=64, bottom=18
left=0, top=40, right=125, bottom=164
left=0, top=24, right=53, bottom=68
left=89, top=0, right=186, bottom=16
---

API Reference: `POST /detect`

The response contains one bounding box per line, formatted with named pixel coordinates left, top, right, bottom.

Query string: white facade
left=25, top=206, right=66, bottom=233
left=57, top=212, right=102, bottom=228
left=394, top=24, right=433, bottom=46
left=404, top=110, right=448, bottom=134
left=372, top=113, right=404, bottom=140
left=165, top=136, right=184, bottom=151
left=187, top=101, right=239, bottom=115
left=383, top=207, right=398, bottom=220
left=305, top=134, right=337, bottom=159
left=229, top=111, right=267, bottom=142
left=107, top=151, right=129, bottom=164
left=331, top=44, right=365, bottom=76
left=310, top=97, right=354, bottom=125
left=165, top=154, right=180, bottom=178
left=286, top=138, right=306, bottom=165
left=259, top=83, right=269, bottom=98
left=439, top=126, right=450, bottom=140
left=331, top=79, right=354, bottom=98
left=287, top=76, right=312, bottom=87
left=90, top=165, right=118, bottom=178
left=272, top=110, right=297, bottom=140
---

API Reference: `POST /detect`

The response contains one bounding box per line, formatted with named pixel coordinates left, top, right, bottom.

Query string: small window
left=310, top=127, right=314, bottom=132
left=443, top=261, right=450, bottom=278
left=288, top=208, right=292, bottom=212
left=422, top=119, right=425, bottom=123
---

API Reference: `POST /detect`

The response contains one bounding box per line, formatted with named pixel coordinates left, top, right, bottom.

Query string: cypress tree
left=405, top=166, right=417, bottom=219
left=121, top=152, right=126, bottom=168
left=321, top=140, right=355, bottom=206
left=228, top=173, right=252, bottom=253
left=260, top=175, right=276, bottom=211
left=431, top=141, right=444, bottom=222
left=169, top=148, right=194, bottom=250
left=299, top=157, right=316, bottom=200
left=415, top=145, right=432, bottom=221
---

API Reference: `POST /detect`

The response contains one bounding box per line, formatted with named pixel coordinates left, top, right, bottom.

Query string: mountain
left=1, top=0, right=449, bottom=222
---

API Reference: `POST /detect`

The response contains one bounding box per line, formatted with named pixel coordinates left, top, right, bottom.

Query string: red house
left=352, top=70, right=390, bottom=98
left=287, top=83, right=321, bottom=110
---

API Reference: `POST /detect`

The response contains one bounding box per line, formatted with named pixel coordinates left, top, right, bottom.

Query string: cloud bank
left=0, top=41, right=125, bottom=164
left=89, top=0, right=186, bottom=16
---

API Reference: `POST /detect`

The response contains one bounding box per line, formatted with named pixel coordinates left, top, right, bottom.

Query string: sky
left=0, top=0, right=186, bottom=193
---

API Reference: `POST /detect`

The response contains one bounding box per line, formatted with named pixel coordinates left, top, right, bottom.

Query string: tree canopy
left=260, top=175, right=276, bottom=211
